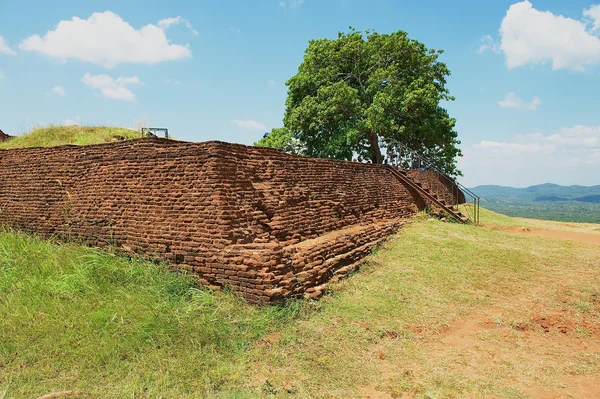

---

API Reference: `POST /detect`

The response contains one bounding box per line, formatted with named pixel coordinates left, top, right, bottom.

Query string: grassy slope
left=1, top=210, right=599, bottom=398
left=0, top=125, right=140, bottom=149
left=0, top=232, right=300, bottom=398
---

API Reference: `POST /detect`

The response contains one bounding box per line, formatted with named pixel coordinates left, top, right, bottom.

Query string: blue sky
left=1, top=0, right=599, bottom=187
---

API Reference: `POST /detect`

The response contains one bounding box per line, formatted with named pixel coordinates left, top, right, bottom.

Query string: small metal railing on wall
left=385, top=141, right=480, bottom=225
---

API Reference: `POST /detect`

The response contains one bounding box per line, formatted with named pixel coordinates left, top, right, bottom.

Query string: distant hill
left=471, top=183, right=600, bottom=223
left=473, top=183, right=600, bottom=203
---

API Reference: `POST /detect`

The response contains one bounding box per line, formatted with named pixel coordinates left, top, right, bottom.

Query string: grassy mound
left=0, top=125, right=141, bottom=149
left=1, top=210, right=600, bottom=398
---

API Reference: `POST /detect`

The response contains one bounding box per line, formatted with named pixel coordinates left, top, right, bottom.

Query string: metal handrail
left=389, top=141, right=479, bottom=224
left=385, top=140, right=480, bottom=225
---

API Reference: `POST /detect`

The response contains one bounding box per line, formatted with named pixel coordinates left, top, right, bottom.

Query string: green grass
left=1, top=214, right=599, bottom=398
left=0, top=125, right=141, bottom=149
left=0, top=231, right=301, bottom=398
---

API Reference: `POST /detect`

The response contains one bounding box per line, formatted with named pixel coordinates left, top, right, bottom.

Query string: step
left=274, top=220, right=407, bottom=297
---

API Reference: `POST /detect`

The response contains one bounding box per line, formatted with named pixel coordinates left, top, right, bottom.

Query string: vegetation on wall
left=0, top=125, right=140, bottom=149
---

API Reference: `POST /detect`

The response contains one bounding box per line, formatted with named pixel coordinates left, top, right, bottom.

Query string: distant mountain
left=533, top=195, right=600, bottom=203
left=472, top=183, right=600, bottom=203
left=468, top=183, right=600, bottom=223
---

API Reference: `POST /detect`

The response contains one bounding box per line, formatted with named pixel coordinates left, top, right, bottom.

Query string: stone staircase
left=387, top=166, right=469, bottom=224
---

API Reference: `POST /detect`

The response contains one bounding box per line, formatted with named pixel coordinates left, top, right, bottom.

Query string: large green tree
left=257, top=28, right=462, bottom=175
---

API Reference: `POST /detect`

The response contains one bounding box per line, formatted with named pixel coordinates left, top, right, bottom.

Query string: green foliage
left=0, top=125, right=141, bottom=149
left=253, top=127, right=302, bottom=155
left=280, top=28, right=461, bottom=174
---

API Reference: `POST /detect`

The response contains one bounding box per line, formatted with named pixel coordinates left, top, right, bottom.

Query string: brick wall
left=0, top=129, right=11, bottom=142
left=0, top=138, right=438, bottom=303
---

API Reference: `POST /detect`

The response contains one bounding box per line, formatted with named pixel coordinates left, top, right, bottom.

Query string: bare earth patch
left=503, top=226, right=600, bottom=246
left=434, top=294, right=600, bottom=397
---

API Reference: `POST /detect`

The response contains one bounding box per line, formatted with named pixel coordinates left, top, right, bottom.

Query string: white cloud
left=498, top=92, right=541, bottom=111
left=230, top=27, right=241, bottom=34
left=231, top=120, right=267, bottom=130
left=165, top=78, right=181, bottom=85
left=268, top=80, right=276, bottom=85
left=548, top=125, right=600, bottom=148
left=584, top=5, right=600, bottom=32
left=52, top=86, right=65, bottom=96
left=477, top=35, right=499, bottom=54
left=279, top=0, right=304, bottom=8
left=0, top=36, right=16, bottom=55
left=20, top=11, right=192, bottom=68
left=498, top=1, right=600, bottom=71
left=64, top=116, right=81, bottom=126
left=0, top=71, right=4, bottom=79
left=474, top=137, right=553, bottom=154
left=82, top=73, right=141, bottom=101
left=473, top=127, right=600, bottom=162
left=158, top=16, right=199, bottom=35
left=460, top=125, right=600, bottom=187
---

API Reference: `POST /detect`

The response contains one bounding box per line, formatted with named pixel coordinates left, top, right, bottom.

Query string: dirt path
left=504, top=226, right=600, bottom=245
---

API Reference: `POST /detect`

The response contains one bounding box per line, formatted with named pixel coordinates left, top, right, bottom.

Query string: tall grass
left=0, top=125, right=141, bottom=149
left=0, top=230, right=301, bottom=398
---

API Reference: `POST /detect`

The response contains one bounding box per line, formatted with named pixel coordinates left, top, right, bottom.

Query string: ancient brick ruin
left=0, top=138, right=456, bottom=303
left=0, top=129, right=11, bottom=142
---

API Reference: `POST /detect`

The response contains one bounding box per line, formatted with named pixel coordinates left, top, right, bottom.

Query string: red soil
left=505, top=227, right=600, bottom=245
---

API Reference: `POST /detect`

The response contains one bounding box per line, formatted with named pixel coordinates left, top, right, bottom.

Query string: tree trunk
left=367, top=130, right=382, bottom=164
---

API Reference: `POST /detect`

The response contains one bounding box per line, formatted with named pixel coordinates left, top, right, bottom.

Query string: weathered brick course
left=0, top=138, right=443, bottom=303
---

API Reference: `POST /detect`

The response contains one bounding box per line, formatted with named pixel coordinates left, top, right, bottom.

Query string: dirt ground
left=437, top=294, right=600, bottom=399
left=364, top=281, right=600, bottom=399
left=504, top=226, right=600, bottom=246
